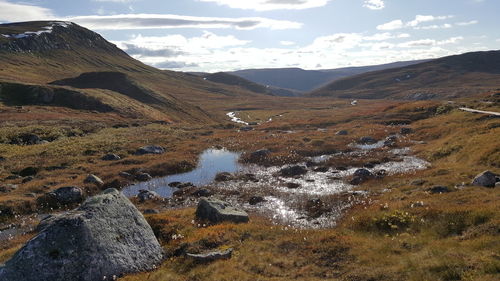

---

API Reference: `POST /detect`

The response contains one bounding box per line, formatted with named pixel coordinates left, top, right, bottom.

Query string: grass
left=0, top=92, right=498, bottom=281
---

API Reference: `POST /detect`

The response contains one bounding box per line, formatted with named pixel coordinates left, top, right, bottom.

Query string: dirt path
left=459, top=107, right=500, bottom=117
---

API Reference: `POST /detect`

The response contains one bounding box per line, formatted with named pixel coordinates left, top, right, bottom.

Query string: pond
left=122, top=149, right=242, bottom=197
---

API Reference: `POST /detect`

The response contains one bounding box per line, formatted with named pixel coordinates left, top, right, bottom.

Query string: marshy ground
left=0, top=93, right=499, bottom=281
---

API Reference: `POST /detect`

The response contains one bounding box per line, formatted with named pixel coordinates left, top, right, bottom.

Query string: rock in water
left=0, top=189, right=163, bottom=281
left=196, top=198, right=249, bottom=224
left=471, top=170, right=497, bottom=188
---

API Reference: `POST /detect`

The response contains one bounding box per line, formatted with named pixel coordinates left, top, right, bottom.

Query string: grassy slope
left=310, top=50, right=500, bottom=100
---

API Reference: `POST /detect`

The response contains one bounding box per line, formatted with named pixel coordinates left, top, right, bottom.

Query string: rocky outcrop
left=471, top=170, right=497, bottom=188
left=0, top=189, right=163, bottom=281
left=195, top=198, right=249, bottom=224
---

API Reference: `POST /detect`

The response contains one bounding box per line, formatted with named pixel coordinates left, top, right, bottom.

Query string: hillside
left=310, top=50, right=500, bottom=99
left=202, top=72, right=301, bottom=97
left=230, top=60, right=428, bottom=92
left=0, top=21, right=263, bottom=122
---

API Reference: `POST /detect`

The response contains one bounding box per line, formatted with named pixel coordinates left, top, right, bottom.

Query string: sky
left=0, top=0, right=498, bottom=72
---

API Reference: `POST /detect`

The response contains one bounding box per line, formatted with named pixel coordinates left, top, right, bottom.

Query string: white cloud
left=92, top=0, right=135, bottom=2
left=197, top=0, right=330, bottom=11
left=415, top=23, right=453, bottom=30
left=398, top=36, right=463, bottom=48
left=407, top=15, right=454, bottom=28
left=456, top=20, right=479, bottom=26
left=0, top=0, right=54, bottom=22
left=363, top=0, right=385, bottom=10
left=67, top=14, right=302, bottom=30
left=377, top=20, right=404, bottom=31
left=280, top=41, right=296, bottom=46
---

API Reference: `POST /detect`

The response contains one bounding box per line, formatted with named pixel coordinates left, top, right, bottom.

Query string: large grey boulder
left=196, top=198, right=249, bottom=224
left=0, top=189, right=163, bottom=281
left=471, top=170, right=497, bottom=188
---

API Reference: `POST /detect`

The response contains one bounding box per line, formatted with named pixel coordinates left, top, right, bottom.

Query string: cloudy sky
left=0, top=0, right=498, bottom=72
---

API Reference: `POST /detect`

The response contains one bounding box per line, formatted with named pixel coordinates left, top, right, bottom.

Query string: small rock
left=249, top=196, right=265, bottom=205
left=239, top=126, right=254, bottom=132
left=350, top=168, right=374, bottom=185
left=191, top=188, right=212, bottom=197
left=24, top=193, right=36, bottom=198
left=336, top=130, right=348, bottom=136
left=195, top=198, right=249, bottom=224
left=102, top=153, right=121, bottom=161
left=168, top=181, right=182, bottom=187
left=22, top=176, right=34, bottom=183
left=400, top=127, right=414, bottom=135
left=137, top=190, right=160, bottom=202
left=5, top=175, right=21, bottom=180
left=427, top=186, right=451, bottom=194
left=215, top=172, right=234, bottom=182
left=19, top=167, right=39, bottom=177
left=177, top=182, right=195, bottom=188
left=411, top=179, right=426, bottom=186
left=242, top=173, right=259, bottom=182
left=186, top=248, right=233, bottom=263
left=39, top=186, right=84, bottom=207
left=83, top=174, right=104, bottom=186
left=0, top=184, right=18, bottom=193
left=375, top=170, right=387, bottom=178
left=119, top=171, right=134, bottom=179
left=136, top=173, right=153, bottom=182
left=0, top=156, right=6, bottom=162
left=358, top=136, right=377, bottom=144
left=135, top=145, right=165, bottom=155
left=313, top=166, right=329, bottom=173
left=246, top=149, right=271, bottom=163
left=19, top=133, right=44, bottom=145
left=143, top=209, right=160, bottom=215
left=286, top=182, right=301, bottom=189
left=471, top=170, right=497, bottom=188
left=280, top=165, right=307, bottom=177
left=384, top=135, right=398, bottom=147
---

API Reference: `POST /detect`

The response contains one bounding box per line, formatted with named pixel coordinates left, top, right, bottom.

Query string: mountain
left=309, top=50, right=500, bottom=100
left=201, top=72, right=301, bottom=97
left=0, top=21, right=261, bottom=122
left=230, top=60, right=429, bottom=93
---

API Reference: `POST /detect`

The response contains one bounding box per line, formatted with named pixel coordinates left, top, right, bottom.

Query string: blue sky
left=0, top=0, right=498, bottom=72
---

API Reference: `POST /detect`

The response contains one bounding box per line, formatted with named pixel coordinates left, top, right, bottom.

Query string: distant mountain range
left=309, top=50, right=500, bottom=99
left=228, top=60, right=430, bottom=93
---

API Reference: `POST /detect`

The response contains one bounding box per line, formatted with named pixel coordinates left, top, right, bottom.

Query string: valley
left=0, top=21, right=498, bottom=281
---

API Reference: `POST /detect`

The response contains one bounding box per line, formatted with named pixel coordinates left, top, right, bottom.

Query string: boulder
left=18, top=134, right=44, bottom=145
left=286, top=182, right=301, bottom=189
left=83, top=174, right=104, bottom=186
left=22, top=176, right=34, bottom=183
left=39, top=186, right=84, bottom=207
left=135, top=145, right=165, bottom=155
left=0, top=189, right=163, bottom=281
left=313, top=166, right=329, bottom=173
left=119, top=171, right=134, bottom=179
left=137, top=189, right=160, bottom=202
left=471, top=170, right=497, bottom=188
left=335, top=130, right=348, bottom=136
left=239, top=126, right=254, bottom=132
left=384, top=135, right=398, bottom=147
left=102, top=154, right=121, bottom=161
left=195, top=198, right=249, bottom=224
left=191, top=188, right=213, bottom=197
left=186, top=248, right=233, bottom=263
left=214, top=172, right=234, bottom=182
left=280, top=165, right=308, bottom=177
